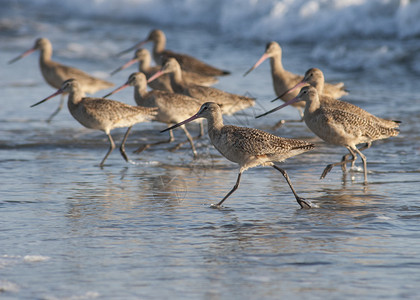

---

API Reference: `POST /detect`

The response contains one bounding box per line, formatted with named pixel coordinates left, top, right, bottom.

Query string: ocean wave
left=9, top=0, right=420, bottom=41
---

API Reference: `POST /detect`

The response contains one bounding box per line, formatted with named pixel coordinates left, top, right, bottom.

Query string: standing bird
left=9, top=38, right=114, bottom=122
left=257, top=86, right=400, bottom=183
left=275, top=67, right=400, bottom=170
left=111, top=48, right=219, bottom=89
left=162, top=102, right=314, bottom=209
left=148, top=58, right=255, bottom=116
left=31, top=79, right=157, bottom=167
left=244, top=42, right=347, bottom=125
left=117, top=29, right=230, bottom=76
left=104, top=72, right=203, bottom=156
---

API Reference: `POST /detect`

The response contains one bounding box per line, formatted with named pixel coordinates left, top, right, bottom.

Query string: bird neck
left=153, top=36, right=166, bottom=55
left=67, top=88, right=86, bottom=108
left=269, top=52, right=284, bottom=73
left=39, top=45, right=53, bottom=64
left=304, top=96, right=321, bottom=115
left=206, top=112, right=224, bottom=136
left=312, top=80, right=324, bottom=94
left=134, top=83, right=148, bottom=101
left=138, top=56, right=151, bottom=72
left=168, top=68, right=185, bottom=92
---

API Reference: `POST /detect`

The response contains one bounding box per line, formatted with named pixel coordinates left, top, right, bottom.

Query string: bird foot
left=210, top=203, right=222, bottom=209
left=320, top=164, right=333, bottom=179
left=297, top=197, right=311, bottom=209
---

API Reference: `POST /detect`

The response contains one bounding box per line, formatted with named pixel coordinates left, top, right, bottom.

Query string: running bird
left=104, top=72, right=203, bottom=156
left=257, top=86, right=400, bottom=183
left=273, top=67, right=400, bottom=171
left=162, top=102, right=314, bottom=209
left=31, top=78, right=157, bottom=167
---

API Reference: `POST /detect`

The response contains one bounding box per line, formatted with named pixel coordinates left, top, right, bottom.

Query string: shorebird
left=104, top=72, right=203, bottom=156
left=9, top=38, right=114, bottom=122
left=148, top=58, right=255, bottom=116
left=31, top=78, right=157, bottom=167
left=111, top=48, right=219, bottom=89
left=162, top=102, right=314, bottom=209
left=274, top=67, right=400, bottom=170
left=117, top=29, right=230, bottom=76
left=257, top=86, right=400, bottom=183
left=244, top=41, right=347, bottom=125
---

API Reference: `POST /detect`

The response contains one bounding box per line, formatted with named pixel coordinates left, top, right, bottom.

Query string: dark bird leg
left=273, top=165, right=311, bottom=209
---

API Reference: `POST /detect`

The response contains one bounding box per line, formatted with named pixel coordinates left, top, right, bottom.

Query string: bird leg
left=119, top=126, right=133, bottom=163
left=352, top=142, right=371, bottom=168
left=197, top=120, right=205, bottom=138
left=340, top=148, right=357, bottom=172
left=169, top=125, right=198, bottom=157
left=133, top=128, right=175, bottom=154
left=272, top=165, right=311, bottom=209
left=321, top=146, right=357, bottom=179
left=211, top=172, right=242, bottom=208
left=353, top=146, right=368, bottom=184
left=179, top=125, right=197, bottom=157
left=100, top=133, right=116, bottom=167
left=342, top=142, right=372, bottom=170
left=46, top=94, right=65, bottom=123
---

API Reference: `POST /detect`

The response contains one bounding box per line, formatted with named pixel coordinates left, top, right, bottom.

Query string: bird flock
left=8, top=29, right=400, bottom=209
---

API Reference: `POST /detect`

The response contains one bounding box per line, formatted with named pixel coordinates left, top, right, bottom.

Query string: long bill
left=147, top=70, right=165, bottom=83
left=271, top=81, right=308, bottom=102
left=31, top=88, right=64, bottom=107
left=110, top=58, right=137, bottom=76
left=243, top=53, right=269, bottom=77
left=103, top=83, right=130, bottom=98
left=8, top=48, right=36, bottom=64
left=160, top=113, right=201, bottom=133
left=116, top=40, right=147, bottom=57
left=255, top=96, right=302, bottom=119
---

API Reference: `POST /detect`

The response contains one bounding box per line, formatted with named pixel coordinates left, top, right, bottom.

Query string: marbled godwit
left=148, top=58, right=255, bottom=116
left=111, top=48, right=219, bottom=89
left=117, top=29, right=230, bottom=76
left=274, top=67, right=399, bottom=170
left=9, top=38, right=114, bottom=122
left=257, top=86, right=400, bottom=183
left=31, top=79, right=157, bottom=167
left=244, top=42, right=347, bottom=125
left=104, top=72, right=203, bottom=156
left=162, top=102, right=314, bottom=208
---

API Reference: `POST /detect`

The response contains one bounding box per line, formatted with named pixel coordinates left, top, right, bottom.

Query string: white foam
left=21, top=0, right=420, bottom=40
left=23, top=255, right=50, bottom=262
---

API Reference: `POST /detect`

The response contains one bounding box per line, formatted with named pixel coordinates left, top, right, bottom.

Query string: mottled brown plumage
left=9, top=37, right=114, bottom=121
left=31, top=79, right=157, bottom=167
left=118, top=29, right=230, bottom=76
left=162, top=102, right=314, bottom=209
left=104, top=72, right=203, bottom=156
left=149, top=58, right=255, bottom=116
left=244, top=42, right=348, bottom=116
left=293, top=68, right=398, bottom=129
left=257, top=86, right=399, bottom=182
left=111, top=48, right=219, bottom=91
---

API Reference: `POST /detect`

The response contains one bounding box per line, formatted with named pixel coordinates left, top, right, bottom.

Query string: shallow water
left=1, top=1, right=420, bottom=299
